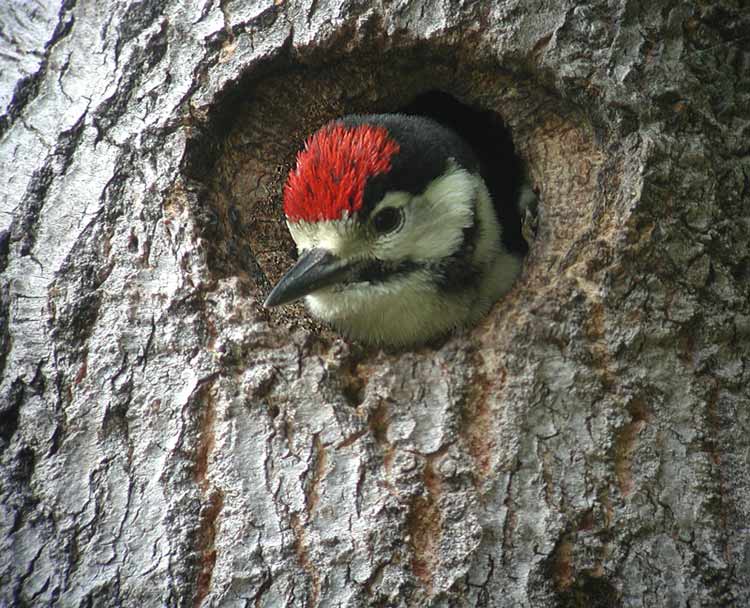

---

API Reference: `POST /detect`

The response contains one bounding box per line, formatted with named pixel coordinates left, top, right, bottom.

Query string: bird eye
left=372, top=207, right=403, bottom=235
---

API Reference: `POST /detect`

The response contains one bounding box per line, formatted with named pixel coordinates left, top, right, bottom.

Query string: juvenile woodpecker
left=264, top=114, right=523, bottom=347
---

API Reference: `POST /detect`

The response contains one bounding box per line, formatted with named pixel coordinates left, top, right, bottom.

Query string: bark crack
left=290, top=512, right=320, bottom=606
left=405, top=456, right=443, bottom=594
left=191, top=376, right=222, bottom=606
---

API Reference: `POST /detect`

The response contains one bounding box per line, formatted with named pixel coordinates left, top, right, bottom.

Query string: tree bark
left=1, top=1, right=749, bottom=606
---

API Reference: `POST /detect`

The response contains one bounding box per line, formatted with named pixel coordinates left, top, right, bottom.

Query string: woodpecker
left=264, top=113, right=523, bottom=347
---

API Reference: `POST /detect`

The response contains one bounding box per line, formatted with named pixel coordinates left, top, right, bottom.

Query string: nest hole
left=184, top=48, right=602, bottom=330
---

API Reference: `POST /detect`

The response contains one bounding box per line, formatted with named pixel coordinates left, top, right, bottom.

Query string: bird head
left=264, top=114, right=519, bottom=346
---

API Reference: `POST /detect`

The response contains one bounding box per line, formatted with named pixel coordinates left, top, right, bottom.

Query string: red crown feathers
left=283, top=122, right=400, bottom=223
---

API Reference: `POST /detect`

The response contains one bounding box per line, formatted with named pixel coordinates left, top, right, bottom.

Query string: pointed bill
left=264, top=248, right=355, bottom=307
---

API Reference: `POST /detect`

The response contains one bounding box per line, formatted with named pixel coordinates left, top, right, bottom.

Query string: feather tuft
left=283, top=123, right=400, bottom=222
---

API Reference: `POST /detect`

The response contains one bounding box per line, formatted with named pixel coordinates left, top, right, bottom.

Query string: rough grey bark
left=1, top=0, right=749, bottom=606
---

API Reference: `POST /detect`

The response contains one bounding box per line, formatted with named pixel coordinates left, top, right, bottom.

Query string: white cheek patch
left=373, top=167, right=478, bottom=263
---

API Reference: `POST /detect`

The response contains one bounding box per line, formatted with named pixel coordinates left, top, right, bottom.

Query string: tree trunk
left=1, top=1, right=748, bottom=606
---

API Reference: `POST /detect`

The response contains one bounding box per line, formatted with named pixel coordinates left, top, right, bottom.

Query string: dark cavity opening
left=400, top=91, right=528, bottom=257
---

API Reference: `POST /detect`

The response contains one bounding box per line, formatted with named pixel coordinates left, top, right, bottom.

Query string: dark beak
left=264, top=248, right=354, bottom=307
